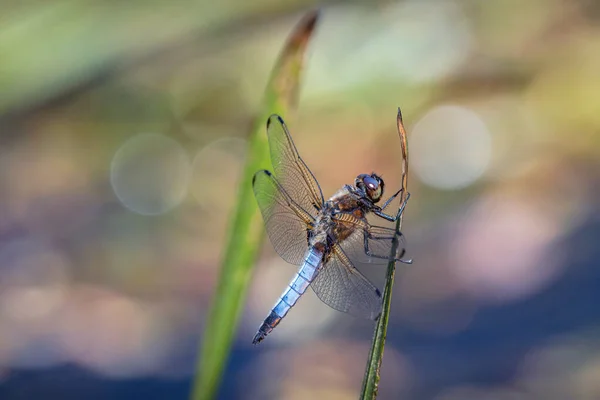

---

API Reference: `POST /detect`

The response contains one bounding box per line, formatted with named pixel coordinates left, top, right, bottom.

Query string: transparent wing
left=310, top=244, right=382, bottom=320
left=253, top=169, right=314, bottom=265
left=266, top=115, right=324, bottom=217
left=333, top=214, right=408, bottom=265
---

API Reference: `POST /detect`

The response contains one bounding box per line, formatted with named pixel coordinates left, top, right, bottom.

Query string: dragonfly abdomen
left=252, top=247, right=323, bottom=344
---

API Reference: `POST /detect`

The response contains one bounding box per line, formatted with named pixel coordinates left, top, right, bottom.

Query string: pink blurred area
left=1, top=1, right=600, bottom=399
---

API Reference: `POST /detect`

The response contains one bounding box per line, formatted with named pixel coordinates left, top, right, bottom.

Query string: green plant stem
left=360, top=108, right=409, bottom=400
left=190, top=11, right=319, bottom=400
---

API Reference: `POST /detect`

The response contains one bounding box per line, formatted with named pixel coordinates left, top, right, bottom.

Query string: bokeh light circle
left=449, top=193, right=564, bottom=304
left=110, top=133, right=191, bottom=215
left=190, top=137, right=247, bottom=211
left=411, top=105, right=492, bottom=190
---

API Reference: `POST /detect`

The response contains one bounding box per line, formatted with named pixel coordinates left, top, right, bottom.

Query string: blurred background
left=1, top=0, right=600, bottom=399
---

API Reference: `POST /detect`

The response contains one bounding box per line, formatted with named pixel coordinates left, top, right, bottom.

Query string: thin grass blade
left=190, top=11, right=319, bottom=400
left=360, top=108, right=410, bottom=399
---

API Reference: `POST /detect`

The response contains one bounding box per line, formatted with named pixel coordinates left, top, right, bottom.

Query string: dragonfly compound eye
left=365, top=175, right=384, bottom=202
left=355, top=174, right=369, bottom=192
left=366, top=178, right=377, bottom=190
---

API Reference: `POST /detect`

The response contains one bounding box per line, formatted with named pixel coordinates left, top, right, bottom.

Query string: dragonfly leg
left=363, top=231, right=412, bottom=264
left=379, top=188, right=403, bottom=211
left=374, top=192, right=411, bottom=225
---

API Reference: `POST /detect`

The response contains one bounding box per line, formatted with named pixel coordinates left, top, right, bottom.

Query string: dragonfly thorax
left=314, top=187, right=371, bottom=251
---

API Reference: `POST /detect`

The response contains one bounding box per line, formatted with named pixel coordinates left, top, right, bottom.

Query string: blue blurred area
left=0, top=367, right=190, bottom=400
left=1, top=216, right=599, bottom=399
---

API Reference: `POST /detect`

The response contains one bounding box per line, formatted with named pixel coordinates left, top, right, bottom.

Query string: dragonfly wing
left=266, top=115, right=324, bottom=216
left=310, top=244, right=382, bottom=320
left=332, top=214, right=408, bottom=265
left=253, top=169, right=314, bottom=266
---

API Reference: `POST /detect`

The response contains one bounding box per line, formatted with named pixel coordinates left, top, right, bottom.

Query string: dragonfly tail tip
left=252, top=332, right=265, bottom=345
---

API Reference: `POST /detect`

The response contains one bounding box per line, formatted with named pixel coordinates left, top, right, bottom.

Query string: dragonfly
left=252, top=114, right=412, bottom=344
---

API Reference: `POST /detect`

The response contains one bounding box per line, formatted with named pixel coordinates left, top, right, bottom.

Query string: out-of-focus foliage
left=1, top=1, right=600, bottom=399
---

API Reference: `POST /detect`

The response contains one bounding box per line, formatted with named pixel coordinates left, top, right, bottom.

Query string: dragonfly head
left=355, top=173, right=384, bottom=203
